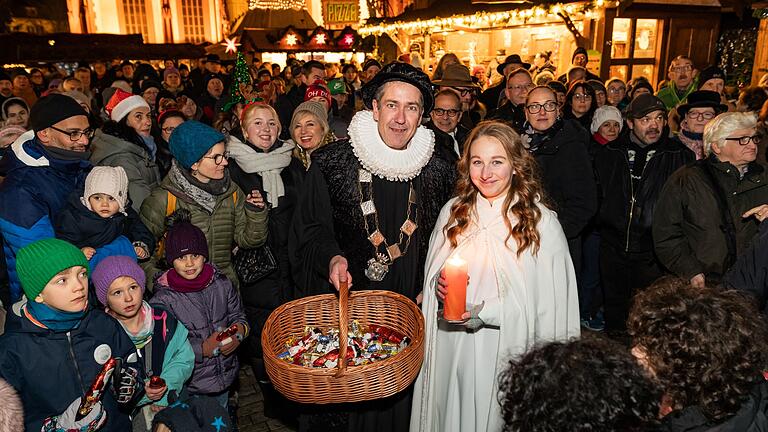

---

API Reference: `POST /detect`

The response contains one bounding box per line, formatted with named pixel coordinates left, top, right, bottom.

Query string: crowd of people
left=0, top=47, right=766, bottom=431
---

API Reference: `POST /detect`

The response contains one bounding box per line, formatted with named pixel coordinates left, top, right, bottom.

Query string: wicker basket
left=262, top=281, right=425, bottom=404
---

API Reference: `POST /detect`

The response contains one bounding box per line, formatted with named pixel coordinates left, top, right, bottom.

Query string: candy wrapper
left=76, top=357, right=117, bottom=420
left=149, top=375, right=166, bottom=389
left=216, top=324, right=239, bottom=344
left=278, top=321, right=410, bottom=368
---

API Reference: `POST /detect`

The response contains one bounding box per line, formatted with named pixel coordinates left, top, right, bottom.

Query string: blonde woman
left=411, top=121, right=580, bottom=432
left=288, top=101, right=336, bottom=170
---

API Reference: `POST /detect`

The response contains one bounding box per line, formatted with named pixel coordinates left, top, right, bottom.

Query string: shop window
left=609, top=17, right=661, bottom=83
left=121, top=0, right=149, bottom=41
left=181, top=0, right=206, bottom=44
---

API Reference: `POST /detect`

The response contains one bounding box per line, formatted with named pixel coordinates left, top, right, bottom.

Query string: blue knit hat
left=169, top=120, right=225, bottom=170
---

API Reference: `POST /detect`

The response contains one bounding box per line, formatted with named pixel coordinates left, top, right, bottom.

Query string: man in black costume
left=289, top=62, right=457, bottom=431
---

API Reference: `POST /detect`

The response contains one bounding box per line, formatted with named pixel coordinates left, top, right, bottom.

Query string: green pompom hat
left=16, top=238, right=90, bottom=301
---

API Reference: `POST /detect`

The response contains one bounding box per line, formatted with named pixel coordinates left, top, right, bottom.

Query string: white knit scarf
left=227, top=136, right=294, bottom=208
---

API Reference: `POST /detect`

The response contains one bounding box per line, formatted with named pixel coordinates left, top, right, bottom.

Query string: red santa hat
left=304, top=80, right=331, bottom=109
left=105, top=88, right=150, bottom=122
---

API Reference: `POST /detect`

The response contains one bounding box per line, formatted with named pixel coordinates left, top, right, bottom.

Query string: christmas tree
left=223, top=51, right=255, bottom=112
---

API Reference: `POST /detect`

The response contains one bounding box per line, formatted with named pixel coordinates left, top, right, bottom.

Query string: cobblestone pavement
left=237, top=364, right=297, bottom=432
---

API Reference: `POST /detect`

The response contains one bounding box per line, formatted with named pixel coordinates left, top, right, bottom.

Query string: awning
left=0, top=33, right=206, bottom=63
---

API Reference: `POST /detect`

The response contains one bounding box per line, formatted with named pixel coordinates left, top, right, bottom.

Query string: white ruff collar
left=348, top=110, right=434, bottom=181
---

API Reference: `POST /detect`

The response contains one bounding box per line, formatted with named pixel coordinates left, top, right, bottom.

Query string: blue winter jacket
left=0, top=306, right=144, bottom=431
left=0, top=131, right=90, bottom=302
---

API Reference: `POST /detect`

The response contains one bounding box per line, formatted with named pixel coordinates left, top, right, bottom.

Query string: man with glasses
left=0, top=94, right=93, bottom=305
left=673, top=90, right=727, bottom=159
left=490, top=68, right=534, bottom=133
left=432, top=63, right=483, bottom=129
left=426, top=89, right=469, bottom=160
left=657, top=55, right=699, bottom=110
left=593, top=94, right=694, bottom=335
left=655, top=111, right=768, bottom=290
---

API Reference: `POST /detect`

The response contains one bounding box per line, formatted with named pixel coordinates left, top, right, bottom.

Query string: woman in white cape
left=410, top=121, right=580, bottom=432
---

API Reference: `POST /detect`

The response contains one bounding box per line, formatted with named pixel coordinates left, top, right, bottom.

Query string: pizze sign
left=324, top=0, right=358, bottom=26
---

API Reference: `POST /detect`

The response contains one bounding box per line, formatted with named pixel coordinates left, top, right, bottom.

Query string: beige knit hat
left=81, top=166, right=130, bottom=215
left=291, top=101, right=328, bottom=132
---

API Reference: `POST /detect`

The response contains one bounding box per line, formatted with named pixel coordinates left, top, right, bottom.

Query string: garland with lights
left=249, top=0, right=305, bottom=10
left=358, top=0, right=615, bottom=36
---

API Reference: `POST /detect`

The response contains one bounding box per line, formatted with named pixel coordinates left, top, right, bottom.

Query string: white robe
left=410, top=196, right=581, bottom=432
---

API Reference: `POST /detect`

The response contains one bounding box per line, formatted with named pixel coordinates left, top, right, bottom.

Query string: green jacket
left=653, top=158, right=768, bottom=279
left=139, top=171, right=268, bottom=287
left=90, top=130, right=162, bottom=212
left=655, top=76, right=699, bottom=110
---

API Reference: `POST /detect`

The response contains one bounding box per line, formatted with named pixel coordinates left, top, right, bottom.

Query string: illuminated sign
left=324, top=0, right=359, bottom=26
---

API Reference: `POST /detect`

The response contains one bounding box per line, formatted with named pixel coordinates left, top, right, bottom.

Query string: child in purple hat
left=92, top=255, right=194, bottom=430
left=150, top=209, right=248, bottom=409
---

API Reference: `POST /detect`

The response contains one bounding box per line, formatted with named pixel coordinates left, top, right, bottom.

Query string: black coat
left=54, top=193, right=155, bottom=252
left=275, top=83, right=307, bottom=140
left=594, top=130, right=695, bottom=253
left=288, top=139, right=456, bottom=301
left=531, top=119, right=597, bottom=240
left=489, top=102, right=527, bottom=133
left=479, top=81, right=505, bottom=111
left=658, top=381, right=768, bottom=432
left=424, top=120, right=469, bottom=164
left=228, top=151, right=307, bottom=357
left=725, top=221, right=768, bottom=312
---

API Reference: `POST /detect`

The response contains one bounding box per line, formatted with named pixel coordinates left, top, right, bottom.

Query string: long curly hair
left=628, top=277, right=768, bottom=422
left=445, top=120, right=544, bottom=256
left=499, top=336, right=661, bottom=432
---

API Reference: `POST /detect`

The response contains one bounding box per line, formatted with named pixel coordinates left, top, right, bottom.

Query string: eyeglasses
left=49, top=126, right=95, bottom=141
left=162, top=125, right=177, bottom=134
left=455, top=88, right=476, bottom=96
left=432, top=108, right=461, bottom=118
left=508, top=84, right=534, bottom=92
left=573, top=93, right=592, bottom=101
left=671, top=65, right=693, bottom=73
left=608, top=87, right=626, bottom=94
left=202, top=151, right=230, bottom=165
left=725, top=135, right=762, bottom=146
left=526, top=101, right=558, bottom=114
left=686, top=111, right=716, bottom=121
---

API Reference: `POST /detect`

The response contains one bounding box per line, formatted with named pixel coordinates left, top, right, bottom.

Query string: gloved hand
left=41, top=397, right=106, bottom=432
left=112, top=363, right=140, bottom=404
left=461, top=302, right=485, bottom=331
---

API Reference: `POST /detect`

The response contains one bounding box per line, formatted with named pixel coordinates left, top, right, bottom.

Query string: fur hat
left=81, top=166, right=130, bottom=215
left=591, top=105, right=624, bottom=134
left=105, top=88, right=149, bottom=122
left=91, top=255, right=146, bottom=306
left=361, top=62, right=435, bottom=113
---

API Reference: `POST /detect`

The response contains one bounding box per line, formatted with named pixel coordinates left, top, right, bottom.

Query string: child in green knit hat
left=0, top=238, right=144, bottom=431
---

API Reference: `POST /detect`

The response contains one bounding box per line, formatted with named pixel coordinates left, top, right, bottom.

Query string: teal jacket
left=135, top=303, right=195, bottom=408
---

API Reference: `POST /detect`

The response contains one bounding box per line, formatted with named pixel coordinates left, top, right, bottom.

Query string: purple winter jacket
left=150, top=265, right=247, bottom=395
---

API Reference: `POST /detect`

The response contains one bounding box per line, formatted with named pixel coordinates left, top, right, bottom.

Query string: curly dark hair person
left=628, top=277, right=768, bottom=423
left=499, top=336, right=661, bottom=432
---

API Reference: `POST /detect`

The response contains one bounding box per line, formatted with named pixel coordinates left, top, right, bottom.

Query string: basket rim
left=262, top=289, right=425, bottom=375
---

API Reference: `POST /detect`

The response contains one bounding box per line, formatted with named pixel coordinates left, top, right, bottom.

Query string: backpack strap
left=233, top=190, right=238, bottom=205
left=696, top=160, right=737, bottom=272
left=155, top=192, right=178, bottom=261
left=166, top=192, right=177, bottom=216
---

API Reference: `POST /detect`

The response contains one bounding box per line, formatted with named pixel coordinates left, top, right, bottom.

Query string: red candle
left=444, top=255, right=468, bottom=321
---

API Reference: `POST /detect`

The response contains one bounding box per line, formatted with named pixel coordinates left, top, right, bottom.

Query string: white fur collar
left=348, top=110, right=434, bottom=181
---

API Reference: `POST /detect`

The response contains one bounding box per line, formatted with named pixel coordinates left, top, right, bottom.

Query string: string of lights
left=358, top=0, right=615, bottom=36
left=248, top=0, right=306, bottom=10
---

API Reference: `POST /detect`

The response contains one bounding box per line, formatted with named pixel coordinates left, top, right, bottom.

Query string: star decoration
left=343, top=34, right=354, bottom=45
left=286, top=33, right=298, bottom=46
left=211, top=416, right=228, bottom=431
left=315, top=33, right=326, bottom=44
left=221, top=36, right=241, bottom=54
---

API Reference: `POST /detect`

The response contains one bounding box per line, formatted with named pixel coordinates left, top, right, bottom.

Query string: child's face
left=173, top=254, right=205, bottom=280
left=88, top=193, right=120, bottom=218
left=36, top=266, right=89, bottom=312
left=106, top=276, right=143, bottom=320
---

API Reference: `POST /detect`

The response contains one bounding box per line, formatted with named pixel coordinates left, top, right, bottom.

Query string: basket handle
left=335, top=279, right=349, bottom=378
